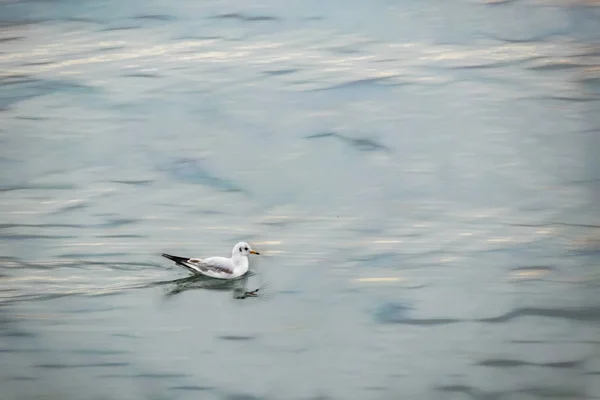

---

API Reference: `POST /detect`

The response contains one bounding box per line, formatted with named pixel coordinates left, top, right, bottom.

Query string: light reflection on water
left=1, top=0, right=600, bottom=399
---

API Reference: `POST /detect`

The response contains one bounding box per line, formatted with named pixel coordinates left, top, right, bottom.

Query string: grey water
left=1, top=0, right=600, bottom=399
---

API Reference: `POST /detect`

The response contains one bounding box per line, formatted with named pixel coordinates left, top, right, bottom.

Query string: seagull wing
left=187, top=257, right=234, bottom=275
left=162, top=253, right=235, bottom=278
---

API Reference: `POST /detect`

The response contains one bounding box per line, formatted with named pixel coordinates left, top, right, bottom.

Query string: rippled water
left=1, top=0, right=600, bottom=399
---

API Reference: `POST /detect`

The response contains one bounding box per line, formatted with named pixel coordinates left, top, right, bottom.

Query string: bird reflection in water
left=156, top=272, right=266, bottom=299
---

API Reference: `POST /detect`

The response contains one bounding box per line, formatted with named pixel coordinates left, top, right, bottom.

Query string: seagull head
left=233, top=242, right=260, bottom=257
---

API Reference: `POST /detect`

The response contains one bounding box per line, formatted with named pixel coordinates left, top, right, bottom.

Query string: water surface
left=1, top=0, right=600, bottom=399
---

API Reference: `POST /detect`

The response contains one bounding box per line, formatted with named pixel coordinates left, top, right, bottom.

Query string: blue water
left=1, top=1, right=600, bottom=399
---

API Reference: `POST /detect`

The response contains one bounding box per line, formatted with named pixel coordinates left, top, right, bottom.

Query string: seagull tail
left=161, top=253, right=189, bottom=265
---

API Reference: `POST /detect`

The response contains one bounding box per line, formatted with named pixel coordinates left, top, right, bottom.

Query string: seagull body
left=162, top=241, right=259, bottom=280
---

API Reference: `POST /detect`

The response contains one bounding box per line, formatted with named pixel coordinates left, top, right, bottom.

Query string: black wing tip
left=161, top=253, right=188, bottom=264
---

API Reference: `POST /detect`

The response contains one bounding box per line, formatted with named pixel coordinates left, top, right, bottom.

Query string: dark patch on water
left=580, top=75, right=600, bottom=93
left=328, top=45, right=363, bottom=55
left=35, top=362, right=130, bottom=369
left=259, top=219, right=294, bottom=227
left=375, top=303, right=462, bottom=325
left=101, top=26, right=137, bottom=32
left=510, top=265, right=554, bottom=272
left=445, top=60, right=523, bottom=70
left=374, top=58, right=399, bottom=64
left=171, top=385, right=214, bottom=391
left=482, top=32, right=558, bottom=43
left=0, top=223, right=83, bottom=229
left=163, top=158, right=246, bottom=193
left=210, top=13, right=278, bottom=22
left=52, top=202, right=87, bottom=214
left=305, top=131, right=392, bottom=153
left=131, top=15, right=174, bottom=21
left=528, top=95, right=596, bottom=103
left=97, top=46, right=126, bottom=52
left=69, top=349, right=129, bottom=356
left=4, top=292, right=79, bottom=304
left=122, top=73, right=162, bottom=78
left=479, top=307, right=600, bottom=323
left=436, top=384, right=474, bottom=394
left=111, top=180, right=154, bottom=186
left=22, top=61, right=55, bottom=67
left=189, top=209, right=226, bottom=216
left=0, top=20, right=45, bottom=28
left=0, top=183, right=76, bottom=192
left=544, top=361, right=584, bottom=368
left=263, top=69, right=299, bottom=76
left=0, top=234, right=75, bottom=240
left=135, top=372, right=187, bottom=379
left=9, top=376, right=37, bottom=381
left=486, top=0, right=518, bottom=5
left=0, top=156, right=22, bottom=163
left=0, top=185, right=35, bottom=192
left=305, top=132, right=336, bottom=139
left=384, top=318, right=461, bottom=326
left=476, top=359, right=582, bottom=368
left=519, top=386, right=585, bottom=398
left=0, top=348, right=40, bottom=353
left=0, top=37, right=23, bottom=43
left=363, top=386, right=386, bottom=391
left=15, top=116, right=47, bottom=121
left=111, top=333, right=138, bottom=339
left=341, top=137, right=391, bottom=153
left=169, top=35, right=223, bottom=44
left=0, top=77, right=97, bottom=109
left=218, top=335, right=255, bottom=341
left=104, top=218, right=138, bottom=227
left=62, top=17, right=98, bottom=24
left=509, top=339, right=549, bottom=344
left=96, top=234, right=145, bottom=239
left=308, top=77, right=400, bottom=92
left=375, top=303, right=411, bottom=321
left=277, top=289, right=302, bottom=295
left=527, top=61, right=583, bottom=71
left=553, top=222, right=600, bottom=229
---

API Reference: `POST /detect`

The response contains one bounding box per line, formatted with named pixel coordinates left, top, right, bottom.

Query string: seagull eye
left=244, top=247, right=248, bottom=251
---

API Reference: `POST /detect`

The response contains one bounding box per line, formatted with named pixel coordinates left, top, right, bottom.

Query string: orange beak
left=249, top=250, right=260, bottom=255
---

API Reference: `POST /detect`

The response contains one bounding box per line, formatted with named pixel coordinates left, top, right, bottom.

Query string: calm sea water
left=1, top=1, right=600, bottom=399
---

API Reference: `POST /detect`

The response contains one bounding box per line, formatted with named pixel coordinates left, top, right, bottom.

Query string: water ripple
left=479, top=307, right=600, bottom=323
left=0, top=76, right=97, bottom=109
left=171, top=385, right=215, bottom=391
left=218, top=335, right=255, bottom=341
left=132, top=15, right=174, bottom=22
left=35, top=362, right=130, bottom=369
left=476, top=359, right=583, bottom=368
left=161, top=158, right=247, bottom=193
left=210, top=13, right=279, bottom=22
left=305, top=132, right=392, bottom=153
left=375, top=303, right=462, bottom=325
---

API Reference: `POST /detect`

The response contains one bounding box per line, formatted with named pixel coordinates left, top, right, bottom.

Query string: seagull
left=161, top=241, right=260, bottom=280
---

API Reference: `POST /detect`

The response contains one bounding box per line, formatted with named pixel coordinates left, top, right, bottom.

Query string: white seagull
left=161, top=241, right=260, bottom=280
